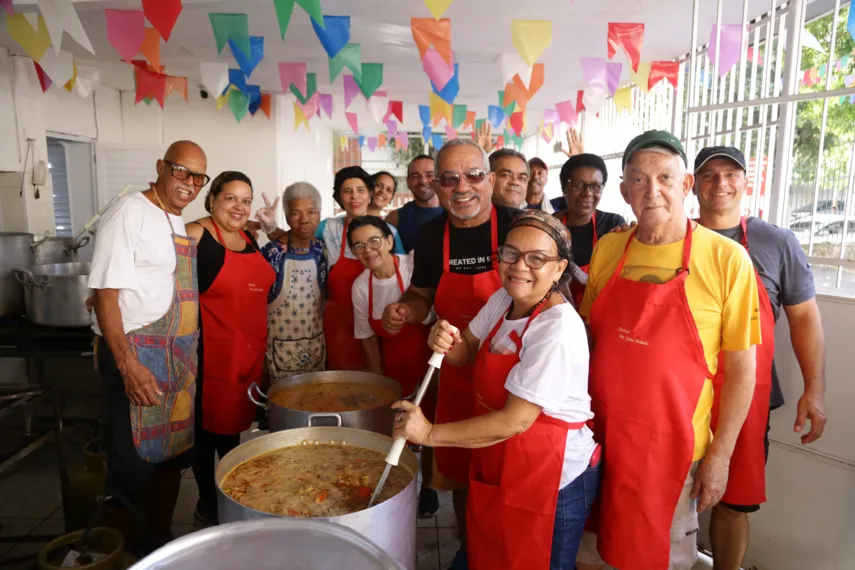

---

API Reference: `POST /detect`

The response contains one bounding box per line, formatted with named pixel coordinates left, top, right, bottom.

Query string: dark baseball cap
left=622, top=130, right=687, bottom=169
left=694, top=146, right=747, bottom=173
left=529, top=157, right=547, bottom=170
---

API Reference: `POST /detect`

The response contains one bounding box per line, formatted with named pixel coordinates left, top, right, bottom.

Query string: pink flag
left=345, top=111, right=359, bottom=134
left=319, top=93, right=333, bottom=118
left=606, top=62, right=622, bottom=96
left=396, top=132, right=409, bottom=150
left=105, top=10, right=146, bottom=62
left=422, top=47, right=455, bottom=90
left=709, top=24, right=745, bottom=76
left=278, top=62, right=307, bottom=93
left=343, top=74, right=360, bottom=108
left=543, top=108, right=560, bottom=126
left=581, top=57, right=607, bottom=90
left=386, top=120, right=398, bottom=138
left=555, top=100, right=577, bottom=125
left=300, top=92, right=320, bottom=118
left=367, top=136, right=378, bottom=151
left=445, top=124, right=457, bottom=139
left=2, top=0, right=12, bottom=15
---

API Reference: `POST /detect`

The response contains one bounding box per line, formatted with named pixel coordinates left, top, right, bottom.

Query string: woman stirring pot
left=185, top=172, right=275, bottom=525
left=394, top=210, right=600, bottom=570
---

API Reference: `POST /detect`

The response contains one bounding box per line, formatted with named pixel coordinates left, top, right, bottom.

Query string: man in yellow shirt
left=575, top=130, right=760, bottom=570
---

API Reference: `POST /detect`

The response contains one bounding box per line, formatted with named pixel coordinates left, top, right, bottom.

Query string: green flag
left=475, top=118, right=486, bottom=131
left=273, top=0, right=324, bottom=39
left=329, top=43, right=362, bottom=82
left=355, top=63, right=383, bottom=99
left=290, top=72, right=317, bottom=104
left=452, top=104, right=467, bottom=129
left=229, top=89, right=250, bottom=122
left=498, top=90, right=516, bottom=117
left=209, top=13, right=249, bottom=57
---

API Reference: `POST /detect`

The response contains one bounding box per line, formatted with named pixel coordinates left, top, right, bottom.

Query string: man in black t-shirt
left=383, top=138, right=520, bottom=570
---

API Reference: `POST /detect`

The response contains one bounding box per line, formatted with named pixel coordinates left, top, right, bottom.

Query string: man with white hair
left=576, top=131, right=760, bottom=570
left=382, top=138, right=520, bottom=570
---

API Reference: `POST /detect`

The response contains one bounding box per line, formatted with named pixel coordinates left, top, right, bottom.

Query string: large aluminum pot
left=31, top=232, right=89, bottom=265
left=129, top=519, right=404, bottom=570
left=248, top=370, right=401, bottom=435
left=14, top=262, right=92, bottom=327
left=216, top=425, right=418, bottom=570
left=0, top=232, right=35, bottom=316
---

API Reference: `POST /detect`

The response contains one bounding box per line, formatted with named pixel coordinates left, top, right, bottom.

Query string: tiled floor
left=0, top=428, right=462, bottom=570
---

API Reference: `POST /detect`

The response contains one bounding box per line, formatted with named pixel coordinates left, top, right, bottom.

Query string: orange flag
left=502, top=80, right=528, bottom=113
left=513, top=62, right=544, bottom=99
left=165, top=75, right=188, bottom=101
left=260, top=94, right=272, bottom=118
left=462, top=110, right=476, bottom=131
left=411, top=18, right=452, bottom=63
left=378, top=133, right=387, bottom=148
left=140, top=27, right=161, bottom=70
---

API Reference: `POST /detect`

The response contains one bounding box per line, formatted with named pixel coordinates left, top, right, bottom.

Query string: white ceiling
left=1, top=0, right=777, bottom=122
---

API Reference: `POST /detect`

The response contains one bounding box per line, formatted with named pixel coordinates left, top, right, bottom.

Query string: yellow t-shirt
left=579, top=224, right=761, bottom=461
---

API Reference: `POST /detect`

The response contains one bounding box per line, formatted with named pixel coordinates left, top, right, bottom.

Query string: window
left=46, top=138, right=72, bottom=237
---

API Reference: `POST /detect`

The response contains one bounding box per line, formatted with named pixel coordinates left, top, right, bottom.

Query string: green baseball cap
left=622, top=130, right=687, bottom=169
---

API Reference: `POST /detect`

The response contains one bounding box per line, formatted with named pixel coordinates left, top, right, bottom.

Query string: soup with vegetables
left=220, top=444, right=412, bottom=517
left=271, top=382, right=399, bottom=413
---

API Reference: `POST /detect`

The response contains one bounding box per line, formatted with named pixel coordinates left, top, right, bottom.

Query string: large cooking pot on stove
left=248, top=370, right=400, bottom=435
left=129, top=519, right=404, bottom=570
left=216, top=424, right=417, bottom=570
left=14, top=262, right=92, bottom=327
left=0, top=232, right=35, bottom=316
left=31, top=232, right=90, bottom=265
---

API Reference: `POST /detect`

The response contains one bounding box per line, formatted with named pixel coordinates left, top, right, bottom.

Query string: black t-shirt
left=411, top=204, right=520, bottom=289
left=566, top=210, right=627, bottom=267
left=196, top=227, right=258, bottom=294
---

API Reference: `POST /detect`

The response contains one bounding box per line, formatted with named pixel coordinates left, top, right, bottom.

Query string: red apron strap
left=613, top=218, right=693, bottom=279
left=442, top=219, right=452, bottom=271
left=739, top=216, right=750, bottom=251
left=590, top=210, right=598, bottom=248
left=368, top=255, right=403, bottom=319
left=340, top=219, right=350, bottom=259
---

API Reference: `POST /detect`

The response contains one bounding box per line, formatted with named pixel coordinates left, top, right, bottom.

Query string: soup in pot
left=271, top=382, right=399, bottom=413
left=220, top=444, right=412, bottom=517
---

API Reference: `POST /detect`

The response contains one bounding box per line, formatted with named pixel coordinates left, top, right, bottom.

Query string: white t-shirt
left=469, top=288, right=596, bottom=488
left=88, top=191, right=187, bottom=335
left=352, top=253, right=432, bottom=339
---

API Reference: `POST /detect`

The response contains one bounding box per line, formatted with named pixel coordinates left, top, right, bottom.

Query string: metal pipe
left=836, top=136, right=855, bottom=290
left=687, top=85, right=855, bottom=112
left=733, top=0, right=752, bottom=144
left=685, top=0, right=701, bottom=154
left=709, top=0, right=724, bottom=147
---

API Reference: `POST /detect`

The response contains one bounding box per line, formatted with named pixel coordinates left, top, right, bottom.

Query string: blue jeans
left=550, top=463, right=601, bottom=570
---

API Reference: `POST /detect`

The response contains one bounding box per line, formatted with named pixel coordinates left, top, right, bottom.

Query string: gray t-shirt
left=712, top=217, right=816, bottom=409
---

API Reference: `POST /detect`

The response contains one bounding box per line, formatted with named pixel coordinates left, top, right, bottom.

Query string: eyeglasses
left=350, top=236, right=384, bottom=255
left=497, top=245, right=562, bottom=269
left=567, top=180, right=604, bottom=195
left=164, top=161, right=211, bottom=188
left=436, top=169, right=488, bottom=188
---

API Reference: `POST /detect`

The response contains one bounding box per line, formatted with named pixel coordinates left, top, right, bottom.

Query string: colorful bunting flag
left=1, top=0, right=11, bottom=15
left=33, top=61, right=53, bottom=92
left=355, top=63, right=383, bottom=99
left=423, top=47, right=456, bottom=90
left=312, top=15, right=350, bottom=59
left=463, top=110, right=476, bottom=131
left=412, top=18, right=452, bottom=63
left=500, top=52, right=532, bottom=86
left=367, top=136, right=378, bottom=151
left=142, top=0, right=182, bottom=42
left=386, top=101, right=404, bottom=123
left=165, top=75, right=188, bottom=102
left=343, top=74, right=360, bottom=108
left=509, top=111, right=525, bottom=136
left=141, top=27, right=161, bottom=70
left=607, top=23, right=644, bottom=72
left=201, top=62, right=229, bottom=98
left=445, top=124, right=457, bottom=140
left=104, top=10, right=145, bottom=62
left=345, top=111, right=359, bottom=134
left=431, top=133, right=444, bottom=149
left=576, top=90, right=585, bottom=113
left=541, top=122, right=554, bottom=144
left=248, top=91, right=262, bottom=115
left=606, top=62, right=622, bottom=96
left=230, top=35, right=263, bottom=77
left=62, top=61, right=77, bottom=92
left=648, top=61, right=681, bottom=89
left=228, top=68, right=247, bottom=94
left=581, top=57, right=608, bottom=90
left=216, top=86, right=234, bottom=110
left=378, top=133, right=387, bottom=148
left=134, top=65, right=167, bottom=107
left=488, top=105, right=505, bottom=130
left=279, top=63, right=308, bottom=93
left=709, top=24, right=745, bottom=76
left=499, top=90, right=516, bottom=117
left=632, top=61, right=652, bottom=93
left=430, top=92, right=453, bottom=126
left=555, top=100, right=576, bottom=125
left=7, top=13, right=53, bottom=62
left=329, top=43, right=362, bottom=82
left=38, top=0, right=95, bottom=54
left=39, top=50, right=75, bottom=87
left=209, top=13, right=249, bottom=58
left=511, top=20, right=552, bottom=66
left=273, top=0, right=324, bottom=39
left=614, top=86, right=632, bottom=113
left=424, top=0, right=453, bottom=20
left=293, top=100, right=308, bottom=129
left=396, top=132, right=409, bottom=151
left=432, top=62, right=459, bottom=104
left=291, top=72, right=317, bottom=104
left=260, top=94, right=272, bottom=118
left=319, top=93, right=333, bottom=118
left=452, top=104, right=467, bottom=129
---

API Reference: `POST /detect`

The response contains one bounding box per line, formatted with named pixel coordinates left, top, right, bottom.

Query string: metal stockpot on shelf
left=215, top=425, right=418, bottom=570
left=14, top=262, right=92, bottom=327
left=31, top=232, right=90, bottom=265
left=0, top=232, right=35, bottom=316
left=248, top=370, right=400, bottom=435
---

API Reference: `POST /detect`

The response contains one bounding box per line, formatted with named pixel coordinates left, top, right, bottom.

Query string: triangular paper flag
left=291, top=73, right=317, bottom=104
left=445, top=124, right=457, bottom=140
left=201, top=62, right=229, bottom=98
left=709, top=24, right=745, bottom=77
left=419, top=105, right=431, bottom=126
left=543, top=108, right=559, bottom=127
left=368, top=92, right=388, bottom=124
left=422, top=125, right=432, bottom=143
left=387, top=101, right=404, bottom=123
left=495, top=134, right=504, bottom=149
left=74, top=67, right=100, bottom=98
left=228, top=90, right=249, bottom=121
left=378, top=133, right=387, bottom=148
left=140, top=27, right=161, bottom=70
left=463, top=110, right=476, bottom=131
left=431, top=133, right=444, bottom=149
left=431, top=62, right=459, bottom=104
left=293, top=101, right=308, bottom=130
left=216, top=86, right=233, bottom=111
left=424, top=0, right=453, bottom=19
left=631, top=61, right=652, bottom=93
left=273, top=0, right=324, bottom=39
left=165, top=75, right=188, bottom=102
left=329, top=43, right=362, bottom=82
left=541, top=122, right=554, bottom=144
left=423, top=47, right=455, bottom=90
left=511, top=20, right=551, bottom=66
left=7, top=14, right=52, bottom=62
left=576, top=90, right=585, bottom=113
left=607, top=23, right=644, bottom=72
left=260, top=94, right=272, bottom=118
left=582, top=87, right=608, bottom=114
left=488, top=105, right=505, bottom=130
left=512, top=62, right=544, bottom=100
left=581, top=57, right=608, bottom=90
left=430, top=92, right=453, bottom=126
left=319, top=93, right=333, bottom=118
left=209, top=13, right=249, bottom=57
left=249, top=91, right=262, bottom=115
left=355, top=63, right=383, bottom=99
left=606, top=62, right=622, bottom=96
left=229, top=35, right=263, bottom=77
left=142, top=0, right=181, bottom=42
left=648, top=61, right=680, bottom=89
left=555, top=100, right=576, bottom=125
left=499, top=90, right=516, bottom=117
left=343, top=74, right=360, bottom=108
left=411, top=18, right=452, bottom=63
left=34, top=61, right=53, bottom=92
left=614, top=86, right=632, bottom=113
left=63, top=61, right=77, bottom=92
left=39, top=49, right=75, bottom=86
left=134, top=65, right=166, bottom=107
left=396, top=132, right=409, bottom=151
left=386, top=120, right=398, bottom=138
left=503, top=81, right=528, bottom=113
left=345, top=111, right=359, bottom=134
left=509, top=111, right=525, bottom=136
left=105, top=10, right=145, bottom=62
left=358, top=136, right=365, bottom=148
left=367, top=137, right=378, bottom=152
left=38, top=0, right=95, bottom=54
left=299, top=92, right=320, bottom=118
left=312, top=15, right=350, bottom=59
left=279, top=63, right=308, bottom=95
left=2, top=0, right=11, bottom=15
left=452, top=104, right=467, bottom=129
left=500, top=52, right=532, bottom=86
left=228, top=68, right=247, bottom=94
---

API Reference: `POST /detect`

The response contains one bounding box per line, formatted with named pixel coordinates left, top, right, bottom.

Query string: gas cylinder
left=65, top=438, right=107, bottom=531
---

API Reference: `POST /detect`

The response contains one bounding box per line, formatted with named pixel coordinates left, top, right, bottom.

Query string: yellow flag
left=511, top=20, right=552, bottom=66
left=7, top=14, right=52, bottom=62
left=424, top=0, right=454, bottom=20
left=615, top=87, right=633, bottom=113
left=294, top=102, right=309, bottom=131
left=430, top=92, right=452, bottom=126
left=63, top=61, right=78, bottom=92
left=339, top=136, right=349, bottom=151
left=631, top=62, right=652, bottom=94
left=216, top=87, right=232, bottom=110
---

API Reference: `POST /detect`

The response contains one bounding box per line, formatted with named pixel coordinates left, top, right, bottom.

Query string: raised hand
left=475, top=122, right=495, bottom=153
left=561, top=129, right=585, bottom=158
left=255, top=193, right=280, bottom=234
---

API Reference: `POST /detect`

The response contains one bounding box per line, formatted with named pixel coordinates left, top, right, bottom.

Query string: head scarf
left=508, top=209, right=574, bottom=283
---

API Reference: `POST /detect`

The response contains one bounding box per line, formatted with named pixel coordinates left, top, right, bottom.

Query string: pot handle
left=307, top=413, right=343, bottom=428
left=64, top=235, right=90, bottom=256
left=247, top=382, right=268, bottom=408
left=12, top=268, right=34, bottom=287
left=30, top=231, right=50, bottom=251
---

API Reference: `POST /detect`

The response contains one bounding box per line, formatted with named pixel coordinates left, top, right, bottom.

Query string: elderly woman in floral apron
left=259, top=182, right=328, bottom=381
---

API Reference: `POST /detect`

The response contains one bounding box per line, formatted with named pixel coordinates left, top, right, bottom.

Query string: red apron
left=199, top=221, right=275, bottom=434
left=367, top=256, right=436, bottom=419
left=710, top=217, right=774, bottom=506
left=433, top=206, right=503, bottom=483
left=323, top=220, right=368, bottom=371
left=587, top=220, right=712, bottom=570
left=563, top=211, right=597, bottom=308
left=468, top=301, right=585, bottom=570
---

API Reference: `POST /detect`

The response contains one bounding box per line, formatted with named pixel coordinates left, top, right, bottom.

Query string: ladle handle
left=384, top=436, right=408, bottom=467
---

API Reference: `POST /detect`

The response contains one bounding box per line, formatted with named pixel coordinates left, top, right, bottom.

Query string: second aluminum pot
left=14, top=262, right=92, bottom=327
left=248, top=370, right=400, bottom=436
